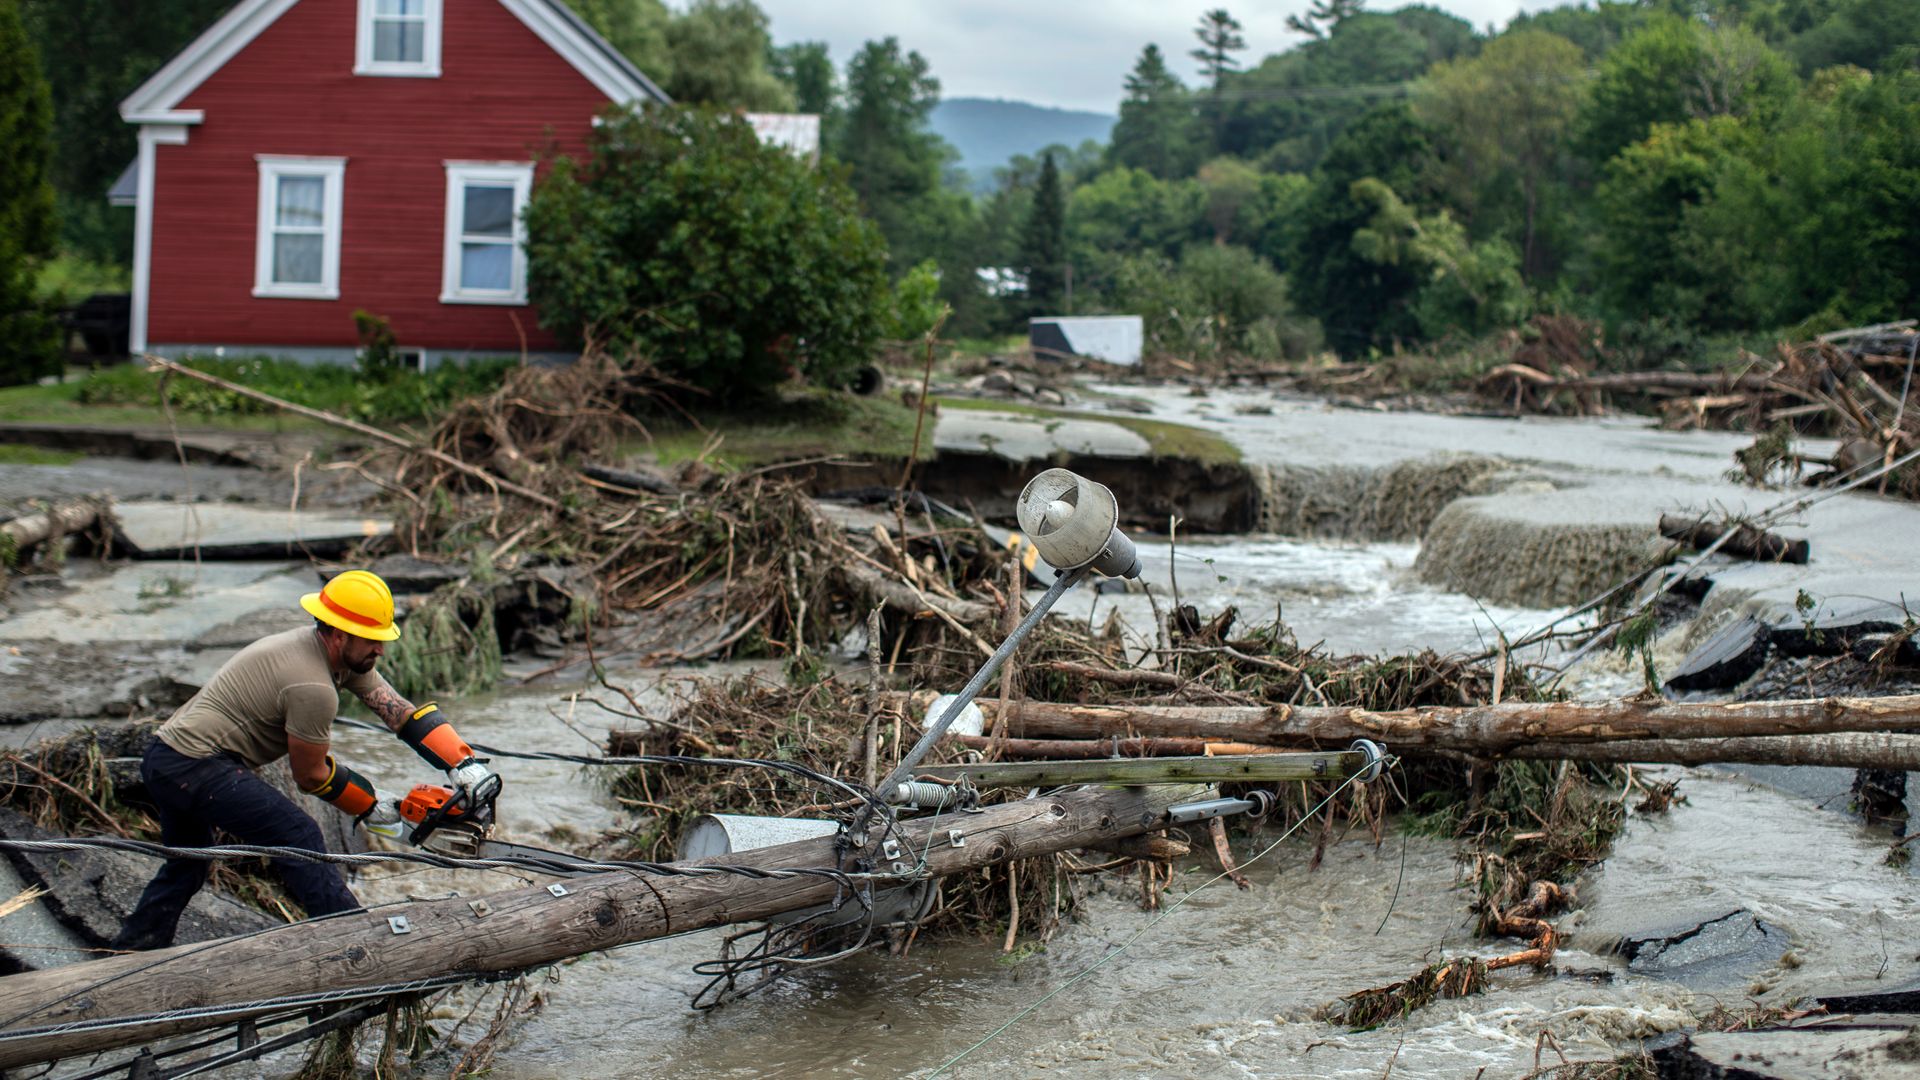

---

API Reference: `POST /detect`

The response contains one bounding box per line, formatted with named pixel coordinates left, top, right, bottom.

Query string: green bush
left=76, top=355, right=516, bottom=423
left=525, top=106, right=891, bottom=400
left=1105, top=244, right=1317, bottom=362
left=886, top=259, right=948, bottom=340
left=0, top=1, right=62, bottom=387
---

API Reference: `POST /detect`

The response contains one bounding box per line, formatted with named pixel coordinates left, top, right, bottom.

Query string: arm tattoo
left=359, top=682, right=417, bottom=733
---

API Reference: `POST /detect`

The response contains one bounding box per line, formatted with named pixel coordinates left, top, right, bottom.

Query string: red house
left=118, top=0, right=669, bottom=365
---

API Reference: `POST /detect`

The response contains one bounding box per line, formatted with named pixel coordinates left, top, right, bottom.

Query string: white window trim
left=441, top=162, right=533, bottom=306
left=354, top=0, right=442, bottom=78
left=253, top=156, right=345, bottom=301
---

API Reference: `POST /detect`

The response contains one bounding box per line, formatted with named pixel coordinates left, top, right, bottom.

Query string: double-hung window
left=441, top=163, right=533, bottom=305
left=355, top=0, right=441, bottom=77
left=253, top=156, right=345, bottom=300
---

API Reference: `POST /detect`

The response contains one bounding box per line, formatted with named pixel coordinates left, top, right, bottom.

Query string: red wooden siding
left=149, top=0, right=609, bottom=354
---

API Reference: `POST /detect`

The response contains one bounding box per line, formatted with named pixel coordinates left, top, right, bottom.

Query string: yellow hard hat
left=301, top=570, right=401, bottom=641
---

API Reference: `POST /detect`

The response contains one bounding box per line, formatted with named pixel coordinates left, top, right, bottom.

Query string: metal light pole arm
left=876, top=567, right=1088, bottom=798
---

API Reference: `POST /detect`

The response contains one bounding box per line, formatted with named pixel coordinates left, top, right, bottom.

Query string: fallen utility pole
left=0, top=783, right=1203, bottom=1070
left=890, top=692, right=1920, bottom=754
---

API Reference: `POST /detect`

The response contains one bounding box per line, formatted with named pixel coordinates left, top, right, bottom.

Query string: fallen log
left=0, top=783, right=1203, bottom=1069
left=0, top=498, right=101, bottom=554
left=891, top=691, right=1920, bottom=754
left=910, top=749, right=1369, bottom=788
left=946, top=733, right=1285, bottom=758
left=1481, top=365, right=1774, bottom=394
left=1509, top=731, right=1920, bottom=771
left=1658, top=514, right=1810, bottom=564
left=838, top=563, right=993, bottom=626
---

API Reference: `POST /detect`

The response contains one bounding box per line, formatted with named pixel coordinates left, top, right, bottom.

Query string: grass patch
left=637, top=389, right=933, bottom=469
left=0, top=355, right=520, bottom=434
left=0, top=443, right=83, bottom=465
left=935, top=395, right=1241, bottom=465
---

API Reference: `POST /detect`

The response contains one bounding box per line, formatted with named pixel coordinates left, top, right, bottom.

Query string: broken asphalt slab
left=933, top=407, right=1151, bottom=461
left=1647, top=1018, right=1920, bottom=1079
left=111, top=501, right=389, bottom=560
left=1615, top=909, right=1791, bottom=987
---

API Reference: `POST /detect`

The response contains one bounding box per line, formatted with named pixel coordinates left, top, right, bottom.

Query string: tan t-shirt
left=158, top=627, right=389, bottom=769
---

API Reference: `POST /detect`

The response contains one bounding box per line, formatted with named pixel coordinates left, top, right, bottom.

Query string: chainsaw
left=396, top=773, right=595, bottom=876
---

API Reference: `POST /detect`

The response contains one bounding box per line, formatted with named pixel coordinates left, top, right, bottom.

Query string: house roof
left=107, top=161, right=140, bottom=206
left=119, top=0, right=670, bottom=123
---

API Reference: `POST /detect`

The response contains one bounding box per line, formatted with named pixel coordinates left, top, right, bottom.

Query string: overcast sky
left=754, top=0, right=1585, bottom=114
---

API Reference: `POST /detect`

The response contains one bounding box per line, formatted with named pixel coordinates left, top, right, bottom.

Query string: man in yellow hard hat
left=111, top=570, right=496, bottom=951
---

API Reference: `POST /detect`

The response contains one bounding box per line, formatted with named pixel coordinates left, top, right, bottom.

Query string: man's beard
left=350, top=654, right=378, bottom=674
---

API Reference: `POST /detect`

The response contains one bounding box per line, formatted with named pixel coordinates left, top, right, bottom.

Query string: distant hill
left=930, top=98, right=1115, bottom=190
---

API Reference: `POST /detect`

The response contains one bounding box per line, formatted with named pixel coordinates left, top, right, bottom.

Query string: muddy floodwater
left=7, top=393, right=1919, bottom=1078
left=332, top=678, right=1917, bottom=1079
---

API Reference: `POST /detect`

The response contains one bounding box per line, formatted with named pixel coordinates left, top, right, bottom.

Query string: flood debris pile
left=601, top=591, right=1636, bottom=973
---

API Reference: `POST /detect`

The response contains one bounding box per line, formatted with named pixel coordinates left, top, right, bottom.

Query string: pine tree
left=1020, top=152, right=1067, bottom=315
left=1190, top=9, right=1248, bottom=90
left=1109, top=45, right=1199, bottom=179
left=1286, top=0, right=1365, bottom=40
left=0, top=0, right=60, bottom=386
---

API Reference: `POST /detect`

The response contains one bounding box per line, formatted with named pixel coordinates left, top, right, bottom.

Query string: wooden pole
left=0, top=784, right=1203, bottom=1069
left=889, top=692, right=1920, bottom=755
left=140, top=355, right=563, bottom=513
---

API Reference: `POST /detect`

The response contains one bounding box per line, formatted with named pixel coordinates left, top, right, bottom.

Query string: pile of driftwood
left=141, top=355, right=1011, bottom=677
left=1477, top=321, right=1919, bottom=498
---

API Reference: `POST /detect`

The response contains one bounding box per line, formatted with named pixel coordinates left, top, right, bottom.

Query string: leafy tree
left=662, top=0, right=793, bottom=110
left=0, top=0, right=59, bottom=385
left=570, top=0, right=674, bottom=86
left=770, top=41, right=836, bottom=115
left=1349, top=178, right=1529, bottom=339
left=19, top=0, right=232, bottom=262
left=1108, top=44, right=1199, bottom=179
left=1593, top=115, right=1765, bottom=328
left=1196, top=156, right=1260, bottom=244
left=1415, top=30, right=1589, bottom=278
left=1020, top=151, right=1067, bottom=314
left=1212, top=8, right=1476, bottom=173
left=1505, top=1, right=1648, bottom=59
left=1104, top=245, right=1312, bottom=362
left=1285, top=103, right=1437, bottom=358
left=524, top=107, right=889, bottom=399
left=1787, top=0, right=1920, bottom=74
left=1067, top=167, right=1207, bottom=263
left=1576, top=16, right=1797, bottom=166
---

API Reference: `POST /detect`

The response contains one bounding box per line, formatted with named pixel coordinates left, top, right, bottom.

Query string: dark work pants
left=113, top=738, right=360, bottom=951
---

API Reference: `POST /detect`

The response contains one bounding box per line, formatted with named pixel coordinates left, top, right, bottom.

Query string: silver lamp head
left=1015, top=468, right=1141, bottom=578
